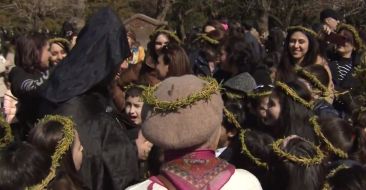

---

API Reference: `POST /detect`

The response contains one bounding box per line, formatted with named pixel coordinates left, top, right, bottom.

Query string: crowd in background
left=1, top=6, right=366, bottom=190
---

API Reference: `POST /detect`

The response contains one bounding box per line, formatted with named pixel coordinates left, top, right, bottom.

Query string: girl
left=28, top=115, right=87, bottom=190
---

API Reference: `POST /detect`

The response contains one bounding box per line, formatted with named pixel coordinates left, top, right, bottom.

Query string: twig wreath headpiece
left=27, top=115, right=75, bottom=190
left=288, top=26, right=318, bottom=38
left=223, top=108, right=241, bottom=129
left=150, top=28, right=182, bottom=45
left=247, top=85, right=274, bottom=98
left=275, top=81, right=314, bottom=109
left=239, top=129, right=269, bottom=169
left=322, top=164, right=350, bottom=190
left=142, top=77, right=220, bottom=112
left=123, top=83, right=148, bottom=92
left=48, top=37, right=71, bottom=47
left=0, top=116, right=13, bottom=148
left=296, top=67, right=330, bottom=97
left=193, top=33, right=220, bottom=45
left=272, top=137, right=325, bottom=165
left=337, top=23, right=366, bottom=51
left=309, top=116, right=348, bottom=158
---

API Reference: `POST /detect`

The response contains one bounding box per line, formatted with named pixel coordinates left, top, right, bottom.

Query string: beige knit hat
left=141, top=75, right=224, bottom=150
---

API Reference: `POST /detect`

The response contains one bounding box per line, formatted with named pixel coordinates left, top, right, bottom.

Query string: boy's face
left=125, top=96, right=144, bottom=125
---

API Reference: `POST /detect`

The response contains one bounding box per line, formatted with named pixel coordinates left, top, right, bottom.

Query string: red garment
left=149, top=149, right=235, bottom=190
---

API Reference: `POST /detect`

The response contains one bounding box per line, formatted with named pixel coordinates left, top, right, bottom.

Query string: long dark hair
left=270, top=137, right=326, bottom=190
left=160, top=43, right=192, bottom=77
left=147, top=26, right=181, bottom=63
left=14, top=33, right=48, bottom=73
left=28, top=121, right=86, bottom=190
left=0, top=141, right=51, bottom=190
left=273, top=80, right=317, bottom=142
left=318, top=117, right=353, bottom=159
left=277, top=29, right=319, bottom=82
left=221, top=35, right=255, bottom=76
left=328, top=165, right=366, bottom=190
left=318, top=117, right=366, bottom=164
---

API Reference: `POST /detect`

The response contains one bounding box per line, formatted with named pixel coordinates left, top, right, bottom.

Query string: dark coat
left=40, top=7, right=139, bottom=190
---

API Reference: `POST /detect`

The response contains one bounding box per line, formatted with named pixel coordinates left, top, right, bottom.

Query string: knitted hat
left=141, top=75, right=224, bottom=150
left=320, top=9, right=340, bottom=22
left=223, top=72, right=257, bottom=94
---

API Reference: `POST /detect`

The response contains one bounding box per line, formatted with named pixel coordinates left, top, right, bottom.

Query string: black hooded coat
left=40, top=7, right=139, bottom=190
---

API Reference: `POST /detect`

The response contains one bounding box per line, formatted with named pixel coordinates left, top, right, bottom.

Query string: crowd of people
left=1, top=6, right=366, bottom=190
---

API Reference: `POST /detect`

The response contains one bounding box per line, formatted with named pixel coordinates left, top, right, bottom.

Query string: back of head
left=14, top=33, right=48, bottom=73
left=141, top=75, right=223, bottom=150
left=29, top=120, right=64, bottom=155
left=222, top=35, right=255, bottom=74
left=160, top=43, right=192, bottom=77
left=0, top=141, right=51, bottom=190
left=266, top=27, right=285, bottom=52
left=271, top=137, right=325, bottom=190
left=274, top=80, right=315, bottom=141
left=235, top=129, right=273, bottom=188
left=319, top=117, right=353, bottom=159
left=303, top=64, right=330, bottom=88
left=320, top=8, right=340, bottom=23
left=28, top=116, right=85, bottom=190
left=328, top=165, right=366, bottom=190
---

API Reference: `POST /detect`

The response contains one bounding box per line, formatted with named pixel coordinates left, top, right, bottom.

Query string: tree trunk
left=156, top=0, right=173, bottom=21
left=256, top=8, right=268, bottom=36
left=177, top=8, right=185, bottom=41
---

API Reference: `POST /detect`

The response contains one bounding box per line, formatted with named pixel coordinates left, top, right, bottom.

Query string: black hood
left=42, top=7, right=130, bottom=103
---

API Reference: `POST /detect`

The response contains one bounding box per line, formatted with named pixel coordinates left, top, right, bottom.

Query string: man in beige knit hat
left=127, top=74, right=262, bottom=190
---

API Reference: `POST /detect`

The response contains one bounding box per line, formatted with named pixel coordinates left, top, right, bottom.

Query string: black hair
left=276, top=29, right=320, bottom=82
left=28, top=121, right=86, bottom=190
left=125, top=86, right=143, bottom=99
left=147, top=26, right=181, bottom=63
left=160, top=43, right=192, bottom=77
left=270, top=137, right=326, bottom=190
left=234, top=129, right=274, bottom=189
left=222, top=96, right=247, bottom=131
left=0, top=141, right=51, bottom=190
left=302, top=64, right=330, bottom=88
left=14, top=33, right=48, bottom=73
left=318, top=117, right=354, bottom=160
left=273, top=80, right=317, bottom=142
left=328, top=165, right=366, bottom=190
left=221, top=35, right=255, bottom=76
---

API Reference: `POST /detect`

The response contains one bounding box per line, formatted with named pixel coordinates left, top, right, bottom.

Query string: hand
left=322, top=25, right=332, bottom=35
left=135, top=130, right=153, bottom=160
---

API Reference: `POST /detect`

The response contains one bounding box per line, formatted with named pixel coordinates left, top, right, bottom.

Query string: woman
left=270, top=136, right=326, bottom=190
left=263, top=80, right=317, bottom=142
left=154, top=43, right=192, bottom=80
left=8, top=33, right=51, bottom=139
left=314, top=116, right=366, bottom=164
left=328, top=24, right=365, bottom=91
left=215, top=34, right=258, bottom=83
left=139, top=27, right=182, bottom=85
left=297, top=64, right=339, bottom=119
left=28, top=115, right=87, bottom=190
left=191, top=29, right=226, bottom=77
left=49, top=37, right=70, bottom=66
left=276, top=26, right=324, bottom=82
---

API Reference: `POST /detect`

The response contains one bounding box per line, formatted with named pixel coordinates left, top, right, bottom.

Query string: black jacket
left=40, top=7, right=138, bottom=190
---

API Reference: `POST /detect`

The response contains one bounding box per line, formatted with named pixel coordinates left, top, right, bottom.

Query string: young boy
left=125, top=86, right=144, bottom=126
